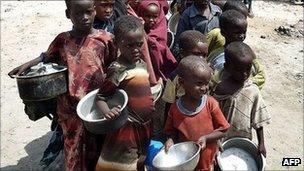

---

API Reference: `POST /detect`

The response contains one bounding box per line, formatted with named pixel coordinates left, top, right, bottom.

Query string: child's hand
left=258, top=142, right=266, bottom=157
left=8, top=63, right=32, bottom=78
left=197, top=136, right=207, bottom=150
left=103, top=105, right=121, bottom=120
left=164, top=138, right=174, bottom=153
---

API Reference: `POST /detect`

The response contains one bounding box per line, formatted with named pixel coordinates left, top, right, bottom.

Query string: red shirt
left=164, top=96, right=230, bottom=170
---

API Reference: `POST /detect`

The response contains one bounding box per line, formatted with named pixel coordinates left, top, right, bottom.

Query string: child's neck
left=181, top=95, right=202, bottom=112
left=216, top=74, right=245, bottom=95
left=118, top=57, right=137, bottom=68
left=70, top=28, right=97, bottom=38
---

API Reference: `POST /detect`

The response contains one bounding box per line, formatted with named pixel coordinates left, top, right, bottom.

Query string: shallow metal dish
left=151, top=83, right=163, bottom=103
left=77, top=89, right=128, bottom=134
left=168, top=13, right=180, bottom=34
left=217, top=138, right=266, bottom=171
left=14, top=64, right=67, bottom=101
left=152, top=141, right=201, bottom=171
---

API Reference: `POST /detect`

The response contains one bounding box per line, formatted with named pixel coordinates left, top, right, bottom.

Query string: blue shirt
left=173, top=3, right=221, bottom=57
left=93, top=18, right=114, bottom=33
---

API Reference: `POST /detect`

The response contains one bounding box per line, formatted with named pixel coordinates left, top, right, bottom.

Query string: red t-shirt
left=164, top=96, right=230, bottom=171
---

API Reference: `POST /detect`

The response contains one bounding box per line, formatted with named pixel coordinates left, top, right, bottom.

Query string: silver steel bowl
left=168, top=13, right=180, bottom=34
left=76, top=89, right=128, bottom=134
left=217, top=138, right=266, bottom=171
left=151, top=83, right=163, bottom=103
left=14, top=63, right=67, bottom=101
left=152, top=141, right=201, bottom=170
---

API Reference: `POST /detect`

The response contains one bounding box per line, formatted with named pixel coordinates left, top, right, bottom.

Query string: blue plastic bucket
left=145, top=140, right=163, bottom=167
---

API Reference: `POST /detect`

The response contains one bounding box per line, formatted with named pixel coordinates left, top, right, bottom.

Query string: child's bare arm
left=198, top=131, right=226, bottom=149
left=96, top=99, right=121, bottom=120
left=8, top=53, right=47, bottom=78
left=256, top=127, right=266, bottom=157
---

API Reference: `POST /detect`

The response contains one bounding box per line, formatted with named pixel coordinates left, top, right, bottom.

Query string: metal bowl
left=76, top=89, right=128, bottom=134
left=151, top=83, right=163, bottom=103
left=14, top=63, right=67, bottom=101
left=167, top=30, right=175, bottom=49
left=152, top=141, right=201, bottom=170
left=168, top=13, right=180, bottom=34
left=217, top=138, right=266, bottom=171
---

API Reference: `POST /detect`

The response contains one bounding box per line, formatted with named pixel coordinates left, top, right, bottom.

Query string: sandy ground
left=1, top=1, right=303, bottom=170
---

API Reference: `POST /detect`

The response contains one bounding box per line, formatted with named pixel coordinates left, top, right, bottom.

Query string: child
left=164, top=55, right=230, bottom=171
left=212, top=42, right=271, bottom=157
left=93, top=0, right=115, bottom=33
left=207, top=0, right=249, bottom=53
left=95, top=15, right=154, bottom=170
left=8, top=0, right=116, bottom=170
left=138, top=1, right=177, bottom=81
left=162, top=30, right=208, bottom=119
left=173, top=0, right=221, bottom=57
left=208, top=10, right=265, bottom=89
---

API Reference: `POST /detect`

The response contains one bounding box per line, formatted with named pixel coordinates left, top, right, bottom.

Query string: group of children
left=8, top=0, right=271, bottom=170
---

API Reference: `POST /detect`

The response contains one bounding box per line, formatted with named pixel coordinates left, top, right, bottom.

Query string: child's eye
left=136, top=42, right=143, bottom=47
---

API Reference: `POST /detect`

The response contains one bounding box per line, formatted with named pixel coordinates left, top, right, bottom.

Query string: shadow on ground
left=1, top=131, right=64, bottom=171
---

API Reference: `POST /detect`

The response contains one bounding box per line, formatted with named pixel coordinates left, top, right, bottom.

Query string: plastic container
left=145, top=140, right=163, bottom=167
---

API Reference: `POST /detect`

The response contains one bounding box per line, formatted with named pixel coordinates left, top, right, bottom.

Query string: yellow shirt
left=207, top=28, right=226, bottom=54
left=162, top=75, right=185, bottom=103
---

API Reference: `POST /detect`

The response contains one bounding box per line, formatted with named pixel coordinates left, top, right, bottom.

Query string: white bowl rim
left=152, top=141, right=201, bottom=169
left=76, top=89, right=128, bottom=123
left=217, top=137, right=266, bottom=170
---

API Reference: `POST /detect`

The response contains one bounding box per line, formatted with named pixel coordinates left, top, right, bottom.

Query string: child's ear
left=65, top=9, right=70, bottom=19
left=178, top=76, right=184, bottom=86
left=113, top=37, right=117, bottom=46
left=220, top=29, right=227, bottom=39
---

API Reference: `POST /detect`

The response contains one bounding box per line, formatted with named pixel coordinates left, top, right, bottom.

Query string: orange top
left=164, top=96, right=230, bottom=171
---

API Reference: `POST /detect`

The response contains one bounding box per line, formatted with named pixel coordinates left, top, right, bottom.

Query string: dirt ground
left=1, top=1, right=303, bottom=170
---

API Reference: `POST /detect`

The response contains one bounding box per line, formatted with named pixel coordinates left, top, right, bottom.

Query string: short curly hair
left=219, top=9, right=247, bottom=31
left=113, top=15, right=144, bottom=41
left=179, top=30, right=207, bottom=51
left=223, top=0, right=249, bottom=17
left=225, top=41, right=255, bottom=65
left=178, top=55, right=210, bottom=78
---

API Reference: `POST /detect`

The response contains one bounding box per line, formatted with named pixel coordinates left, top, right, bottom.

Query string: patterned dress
left=46, top=30, right=116, bottom=171
left=95, top=59, right=154, bottom=170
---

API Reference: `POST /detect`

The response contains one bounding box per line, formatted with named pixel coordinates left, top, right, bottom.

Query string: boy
left=173, top=0, right=221, bottom=57
left=93, top=0, right=115, bottom=33
left=162, top=30, right=208, bottom=120
left=212, top=42, right=271, bottom=157
left=208, top=10, right=265, bottom=89
left=8, top=0, right=116, bottom=170
left=164, top=55, right=229, bottom=170
left=207, top=0, right=249, bottom=53
left=95, top=15, right=154, bottom=170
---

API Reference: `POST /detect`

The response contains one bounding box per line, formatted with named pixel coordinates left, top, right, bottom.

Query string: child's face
left=181, top=42, right=208, bottom=59
left=180, top=67, right=211, bottom=100
left=226, top=55, right=253, bottom=83
left=128, top=0, right=142, bottom=9
left=68, top=0, right=96, bottom=33
left=222, top=20, right=247, bottom=44
left=95, top=1, right=114, bottom=21
left=116, top=28, right=144, bottom=64
left=195, top=0, right=210, bottom=9
left=142, top=4, right=159, bottom=30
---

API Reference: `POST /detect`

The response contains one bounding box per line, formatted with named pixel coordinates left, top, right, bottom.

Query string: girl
left=95, top=15, right=154, bottom=170
left=138, top=1, right=177, bottom=81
